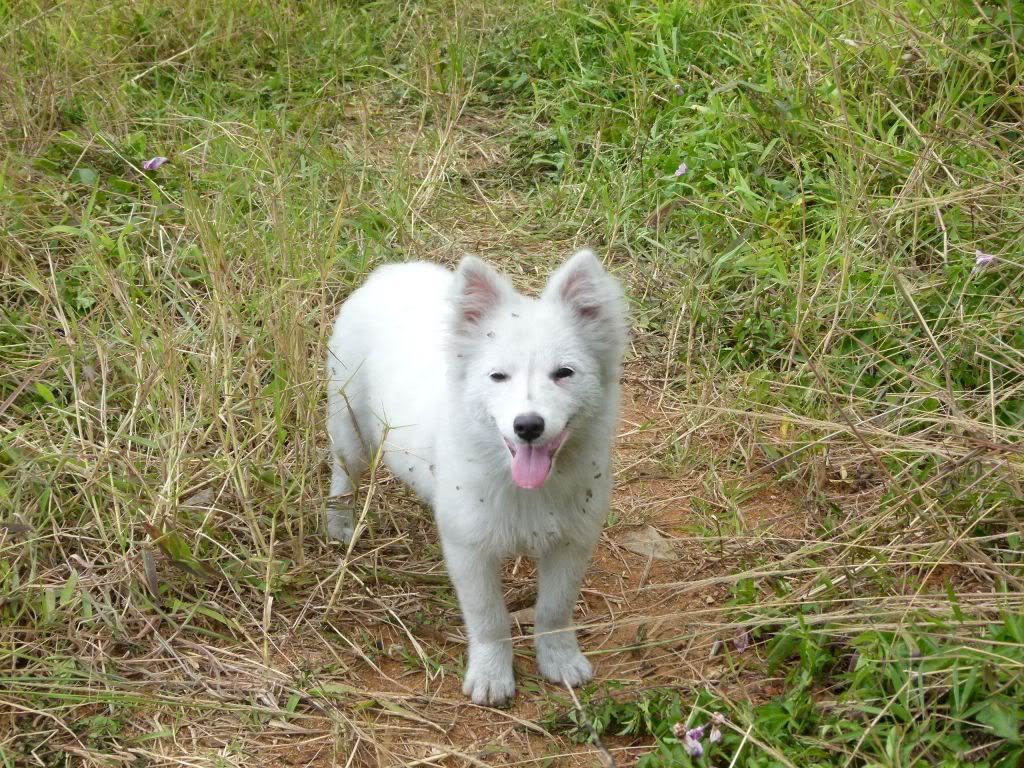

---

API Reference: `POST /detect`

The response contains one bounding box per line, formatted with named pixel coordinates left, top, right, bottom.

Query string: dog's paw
left=536, top=638, right=593, bottom=687
left=462, top=652, right=515, bottom=706
left=326, top=501, right=355, bottom=543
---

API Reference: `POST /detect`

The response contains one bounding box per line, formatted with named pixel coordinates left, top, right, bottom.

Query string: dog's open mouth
left=504, top=430, right=568, bottom=489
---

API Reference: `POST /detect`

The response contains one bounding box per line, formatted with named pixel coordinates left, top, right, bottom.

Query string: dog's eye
left=553, top=367, right=575, bottom=380
left=490, top=372, right=509, bottom=382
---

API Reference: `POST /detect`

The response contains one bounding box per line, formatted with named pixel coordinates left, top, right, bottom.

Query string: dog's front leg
left=534, top=541, right=595, bottom=687
left=444, top=543, right=515, bottom=706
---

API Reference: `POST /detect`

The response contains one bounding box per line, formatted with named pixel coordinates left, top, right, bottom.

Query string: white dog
left=325, top=249, right=627, bottom=705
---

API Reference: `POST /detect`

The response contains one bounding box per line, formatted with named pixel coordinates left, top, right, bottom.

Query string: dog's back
left=326, top=262, right=451, bottom=510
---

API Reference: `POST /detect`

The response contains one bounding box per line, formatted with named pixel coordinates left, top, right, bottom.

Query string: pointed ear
left=543, top=248, right=628, bottom=356
left=543, top=249, right=617, bottom=320
left=543, top=249, right=607, bottom=319
left=451, top=255, right=513, bottom=331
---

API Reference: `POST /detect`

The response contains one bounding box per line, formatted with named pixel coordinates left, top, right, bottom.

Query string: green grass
left=2, top=0, right=1023, bottom=765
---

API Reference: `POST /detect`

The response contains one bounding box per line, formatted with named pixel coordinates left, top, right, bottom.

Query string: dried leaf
left=375, top=699, right=445, bottom=732
left=142, top=546, right=160, bottom=598
left=619, top=525, right=677, bottom=561
left=734, top=630, right=750, bottom=653
left=181, top=488, right=214, bottom=509
left=0, top=521, right=33, bottom=535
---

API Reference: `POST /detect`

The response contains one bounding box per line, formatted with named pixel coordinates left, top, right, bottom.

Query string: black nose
left=513, top=413, right=545, bottom=442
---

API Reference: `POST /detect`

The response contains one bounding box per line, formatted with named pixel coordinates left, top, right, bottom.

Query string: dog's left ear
left=543, top=249, right=606, bottom=321
left=544, top=249, right=628, bottom=354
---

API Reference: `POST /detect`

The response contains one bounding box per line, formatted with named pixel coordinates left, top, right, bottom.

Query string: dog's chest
left=476, top=484, right=602, bottom=557
left=509, top=504, right=578, bottom=556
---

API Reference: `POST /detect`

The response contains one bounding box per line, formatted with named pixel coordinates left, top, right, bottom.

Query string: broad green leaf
left=60, top=570, right=78, bottom=606
left=34, top=382, right=56, bottom=404
left=977, top=698, right=1021, bottom=743
left=73, top=167, right=98, bottom=186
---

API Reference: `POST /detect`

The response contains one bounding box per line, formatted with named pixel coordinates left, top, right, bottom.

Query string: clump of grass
left=1, top=0, right=1022, bottom=766
left=552, top=612, right=1024, bottom=766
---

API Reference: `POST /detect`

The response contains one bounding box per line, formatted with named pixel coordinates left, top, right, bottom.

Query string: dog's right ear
left=451, top=256, right=512, bottom=331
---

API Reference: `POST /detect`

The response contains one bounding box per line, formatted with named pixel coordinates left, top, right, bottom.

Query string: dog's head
left=448, top=249, right=627, bottom=489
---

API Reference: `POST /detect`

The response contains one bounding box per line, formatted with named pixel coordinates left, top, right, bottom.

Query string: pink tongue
left=511, top=443, right=554, bottom=489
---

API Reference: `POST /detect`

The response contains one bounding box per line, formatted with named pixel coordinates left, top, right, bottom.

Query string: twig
left=130, top=41, right=203, bottom=84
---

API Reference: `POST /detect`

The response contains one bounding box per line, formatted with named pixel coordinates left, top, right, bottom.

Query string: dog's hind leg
left=326, top=388, right=369, bottom=543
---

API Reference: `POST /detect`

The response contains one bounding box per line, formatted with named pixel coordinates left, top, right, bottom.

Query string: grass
left=1, top=0, right=1023, bottom=765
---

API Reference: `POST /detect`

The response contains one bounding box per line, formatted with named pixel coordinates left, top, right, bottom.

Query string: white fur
left=325, top=250, right=627, bottom=705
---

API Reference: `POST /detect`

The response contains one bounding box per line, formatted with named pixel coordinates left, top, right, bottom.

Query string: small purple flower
left=972, top=249, right=995, bottom=274
left=734, top=630, right=750, bottom=652
left=674, top=162, right=688, bottom=177
left=142, top=156, right=168, bottom=171
left=683, top=733, right=704, bottom=758
left=673, top=722, right=706, bottom=758
left=674, top=84, right=685, bottom=96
